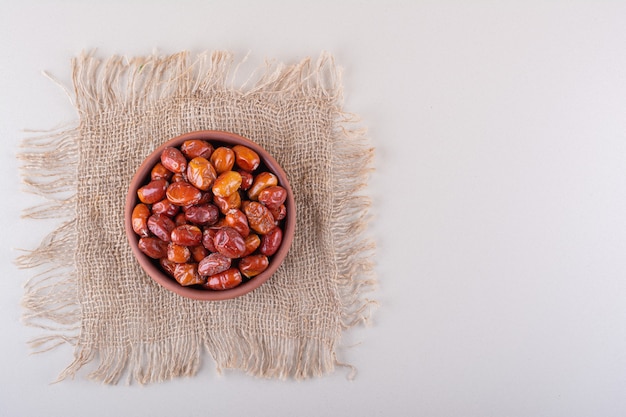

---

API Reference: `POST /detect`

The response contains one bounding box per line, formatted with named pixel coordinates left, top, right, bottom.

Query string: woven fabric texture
left=18, top=51, right=375, bottom=384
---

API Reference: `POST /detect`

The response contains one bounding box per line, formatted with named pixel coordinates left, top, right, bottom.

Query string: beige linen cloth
left=18, top=51, right=375, bottom=384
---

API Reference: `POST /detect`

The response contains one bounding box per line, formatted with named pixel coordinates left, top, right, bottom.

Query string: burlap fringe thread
left=16, top=51, right=376, bottom=383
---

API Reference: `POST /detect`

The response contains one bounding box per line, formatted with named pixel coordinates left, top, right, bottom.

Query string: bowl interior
left=124, top=130, right=295, bottom=301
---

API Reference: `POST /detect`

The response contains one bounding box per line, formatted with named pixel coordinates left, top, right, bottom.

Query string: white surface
left=3, top=1, right=626, bottom=416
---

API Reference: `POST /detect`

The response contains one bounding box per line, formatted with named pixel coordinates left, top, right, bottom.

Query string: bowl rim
left=124, top=130, right=295, bottom=301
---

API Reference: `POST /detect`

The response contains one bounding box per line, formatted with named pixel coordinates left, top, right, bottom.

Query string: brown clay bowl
left=124, top=130, right=295, bottom=301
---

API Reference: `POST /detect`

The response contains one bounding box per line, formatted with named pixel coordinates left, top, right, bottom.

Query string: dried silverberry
left=247, top=172, right=278, bottom=200
left=161, top=147, right=187, bottom=173
left=187, top=157, right=217, bottom=191
left=212, top=171, right=242, bottom=198
left=171, top=172, right=186, bottom=183
left=259, top=226, right=282, bottom=256
left=147, top=213, right=175, bottom=242
left=137, top=179, right=167, bottom=204
left=166, top=182, right=202, bottom=206
left=268, top=204, right=287, bottom=222
left=210, top=147, right=235, bottom=174
left=202, top=228, right=218, bottom=252
left=237, top=169, right=254, bottom=191
left=160, top=258, right=177, bottom=277
left=224, top=209, right=250, bottom=238
left=202, top=268, right=242, bottom=290
left=184, top=203, right=219, bottom=226
left=171, top=224, right=203, bottom=246
left=232, top=145, right=260, bottom=172
left=181, top=139, right=213, bottom=159
left=213, top=227, right=246, bottom=258
left=152, top=198, right=180, bottom=217
left=198, top=253, right=231, bottom=277
left=138, top=237, right=169, bottom=259
left=242, top=233, right=261, bottom=256
left=258, top=186, right=287, bottom=210
left=173, top=263, right=204, bottom=286
left=213, top=192, right=241, bottom=215
left=168, top=243, right=191, bottom=263
left=131, top=203, right=151, bottom=237
left=238, top=254, right=269, bottom=278
left=151, top=162, right=173, bottom=181
left=243, top=201, right=276, bottom=235
left=190, top=245, right=209, bottom=262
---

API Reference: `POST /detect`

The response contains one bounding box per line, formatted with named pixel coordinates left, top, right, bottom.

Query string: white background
left=2, top=1, right=626, bottom=416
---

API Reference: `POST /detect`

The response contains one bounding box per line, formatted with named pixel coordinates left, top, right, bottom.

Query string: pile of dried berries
left=131, top=140, right=288, bottom=290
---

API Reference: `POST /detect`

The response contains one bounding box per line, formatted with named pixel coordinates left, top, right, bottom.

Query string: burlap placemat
left=18, top=51, right=375, bottom=384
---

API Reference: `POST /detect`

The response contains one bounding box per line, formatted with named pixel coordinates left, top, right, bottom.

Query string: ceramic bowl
left=124, top=130, right=295, bottom=300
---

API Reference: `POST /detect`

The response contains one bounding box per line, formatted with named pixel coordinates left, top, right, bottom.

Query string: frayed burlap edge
left=16, top=126, right=81, bottom=356
left=16, top=50, right=376, bottom=383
